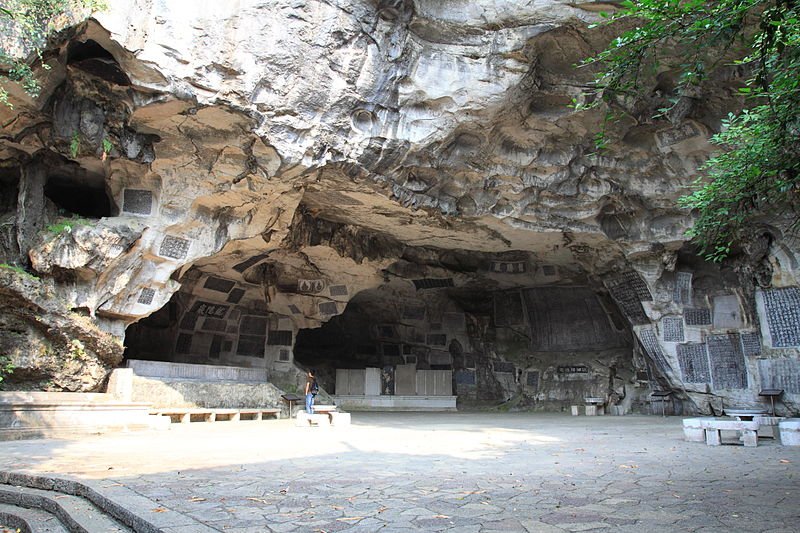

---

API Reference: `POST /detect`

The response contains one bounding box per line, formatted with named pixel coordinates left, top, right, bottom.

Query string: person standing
left=304, top=369, right=317, bottom=414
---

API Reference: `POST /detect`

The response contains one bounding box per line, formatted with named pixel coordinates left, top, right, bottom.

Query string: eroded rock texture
left=1, top=0, right=799, bottom=413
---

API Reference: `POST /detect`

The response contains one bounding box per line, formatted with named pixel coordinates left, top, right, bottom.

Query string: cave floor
left=1, top=412, right=798, bottom=532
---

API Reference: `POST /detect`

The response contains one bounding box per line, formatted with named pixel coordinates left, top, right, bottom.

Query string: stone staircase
left=0, top=472, right=215, bottom=532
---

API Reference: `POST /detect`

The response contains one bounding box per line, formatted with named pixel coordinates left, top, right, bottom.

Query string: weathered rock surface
left=0, top=268, right=123, bottom=391
left=0, top=1, right=798, bottom=415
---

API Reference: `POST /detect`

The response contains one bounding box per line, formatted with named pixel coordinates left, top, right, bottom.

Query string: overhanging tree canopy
left=584, top=0, right=800, bottom=261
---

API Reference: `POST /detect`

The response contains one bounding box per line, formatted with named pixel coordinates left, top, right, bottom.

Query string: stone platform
left=0, top=413, right=798, bottom=532
left=332, top=394, right=457, bottom=411
left=0, top=391, right=164, bottom=441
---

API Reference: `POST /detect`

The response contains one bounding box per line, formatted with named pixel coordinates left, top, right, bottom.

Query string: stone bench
left=154, top=408, right=280, bottom=424
left=754, top=415, right=784, bottom=439
left=699, top=418, right=759, bottom=447
left=584, top=397, right=605, bottom=416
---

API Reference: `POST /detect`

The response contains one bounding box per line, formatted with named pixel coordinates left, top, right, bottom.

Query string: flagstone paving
left=1, top=412, right=798, bottom=532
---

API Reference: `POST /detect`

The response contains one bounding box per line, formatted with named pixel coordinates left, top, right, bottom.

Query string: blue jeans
left=305, top=393, right=314, bottom=414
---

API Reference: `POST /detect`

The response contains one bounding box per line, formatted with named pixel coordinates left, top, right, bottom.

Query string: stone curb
left=0, top=470, right=215, bottom=533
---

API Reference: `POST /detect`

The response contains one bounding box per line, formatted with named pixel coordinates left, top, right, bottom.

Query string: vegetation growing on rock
left=586, top=0, right=800, bottom=261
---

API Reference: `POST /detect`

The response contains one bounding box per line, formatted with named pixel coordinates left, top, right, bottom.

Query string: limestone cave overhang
left=0, top=7, right=798, bottom=416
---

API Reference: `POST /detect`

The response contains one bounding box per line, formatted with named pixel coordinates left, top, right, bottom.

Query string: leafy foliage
left=0, top=0, right=105, bottom=108
left=46, top=215, right=90, bottom=234
left=0, top=354, right=15, bottom=389
left=584, top=0, right=800, bottom=261
left=0, top=262, right=38, bottom=279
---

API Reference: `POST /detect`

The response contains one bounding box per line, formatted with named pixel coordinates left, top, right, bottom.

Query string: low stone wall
left=131, top=375, right=286, bottom=413
left=0, top=391, right=162, bottom=440
left=332, top=395, right=457, bottom=412
left=126, top=360, right=268, bottom=383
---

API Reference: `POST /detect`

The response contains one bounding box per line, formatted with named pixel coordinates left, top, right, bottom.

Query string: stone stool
left=778, top=419, right=800, bottom=446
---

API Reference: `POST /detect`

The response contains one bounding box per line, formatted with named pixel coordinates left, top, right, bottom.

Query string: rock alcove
left=1, top=1, right=799, bottom=415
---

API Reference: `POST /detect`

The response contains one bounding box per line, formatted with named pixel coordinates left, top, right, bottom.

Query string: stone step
left=0, top=501, right=70, bottom=532
left=0, top=484, right=132, bottom=532
left=0, top=472, right=218, bottom=533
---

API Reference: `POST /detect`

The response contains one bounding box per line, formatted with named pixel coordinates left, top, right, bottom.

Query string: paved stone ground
left=1, top=413, right=799, bottom=532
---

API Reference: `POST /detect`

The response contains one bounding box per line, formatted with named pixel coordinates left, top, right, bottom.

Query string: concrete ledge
left=332, top=395, right=457, bottom=411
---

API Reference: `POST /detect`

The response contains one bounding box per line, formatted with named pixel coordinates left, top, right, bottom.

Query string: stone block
left=571, top=405, right=579, bottom=416
left=682, top=418, right=710, bottom=442
left=330, top=412, right=351, bottom=426
left=778, top=419, right=800, bottom=446
left=107, top=368, right=133, bottom=401
left=585, top=405, right=597, bottom=416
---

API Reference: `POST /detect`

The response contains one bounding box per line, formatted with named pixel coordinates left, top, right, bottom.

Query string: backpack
left=311, top=380, right=319, bottom=395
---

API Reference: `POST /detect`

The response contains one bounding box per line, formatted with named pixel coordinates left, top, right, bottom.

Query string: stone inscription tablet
left=191, top=301, right=229, bottom=318
left=607, top=271, right=653, bottom=301
left=202, top=317, right=228, bottom=332
left=122, top=189, right=153, bottom=215
left=427, top=333, right=447, bottom=346
left=158, top=236, right=190, bottom=260
left=180, top=312, right=199, bottom=331
left=676, top=343, right=710, bottom=383
left=239, top=315, right=267, bottom=335
left=204, top=277, right=235, bottom=293
left=402, top=305, right=426, bottom=320
left=758, top=358, right=800, bottom=393
left=443, top=312, right=466, bottom=331
left=175, top=333, right=192, bottom=354
left=233, top=253, right=270, bottom=273
left=455, top=370, right=476, bottom=385
left=762, top=287, right=800, bottom=347
left=329, top=285, right=348, bottom=297
left=494, top=291, right=524, bottom=327
left=557, top=365, right=588, bottom=374
left=236, top=335, right=265, bottom=357
left=707, top=334, right=748, bottom=389
left=494, top=361, right=515, bottom=373
left=267, top=330, right=293, bottom=346
left=319, top=301, right=338, bottom=315
left=662, top=317, right=685, bottom=342
left=298, top=279, right=325, bottom=293
left=138, top=288, right=155, bottom=305
left=684, top=308, right=712, bottom=326
left=526, top=371, right=539, bottom=388
left=606, top=272, right=652, bottom=325
left=655, top=121, right=700, bottom=148
left=491, top=261, right=526, bottom=273
left=674, top=272, right=692, bottom=304
left=413, top=278, right=455, bottom=290
left=227, top=288, right=245, bottom=304
left=639, top=328, right=671, bottom=374
left=740, top=332, right=762, bottom=357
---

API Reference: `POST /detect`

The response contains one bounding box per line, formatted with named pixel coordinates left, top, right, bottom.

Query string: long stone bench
left=699, top=418, right=760, bottom=447
left=154, top=408, right=280, bottom=424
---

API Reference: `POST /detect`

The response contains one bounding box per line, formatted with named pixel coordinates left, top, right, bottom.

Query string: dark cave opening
left=44, top=173, right=113, bottom=218
left=67, top=39, right=131, bottom=86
